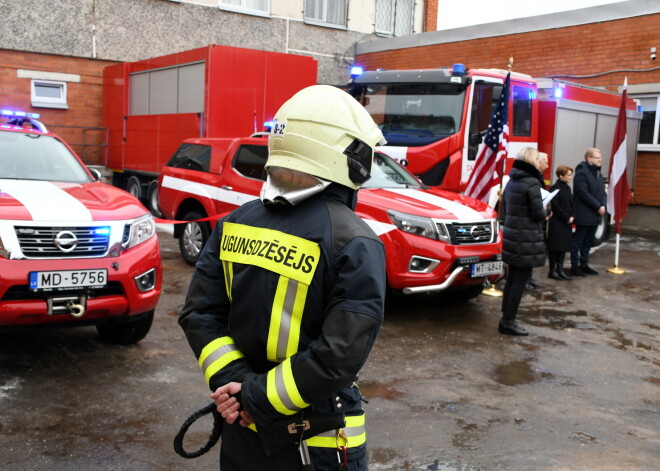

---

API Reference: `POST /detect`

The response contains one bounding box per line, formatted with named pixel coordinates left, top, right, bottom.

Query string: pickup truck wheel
left=180, top=211, right=210, bottom=265
left=96, top=311, right=154, bottom=345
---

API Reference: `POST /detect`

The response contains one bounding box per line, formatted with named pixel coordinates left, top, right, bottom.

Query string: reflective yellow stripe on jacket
left=266, top=357, right=309, bottom=414
left=306, top=414, right=367, bottom=448
left=198, top=337, right=245, bottom=385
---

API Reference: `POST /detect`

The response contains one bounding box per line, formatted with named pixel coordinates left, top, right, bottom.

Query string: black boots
left=548, top=252, right=570, bottom=280
left=499, top=320, right=529, bottom=336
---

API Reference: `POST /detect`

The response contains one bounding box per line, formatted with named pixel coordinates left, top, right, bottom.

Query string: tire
left=179, top=210, right=211, bottom=265
left=97, top=311, right=154, bottom=345
left=592, top=212, right=611, bottom=247
left=147, top=181, right=161, bottom=217
left=126, top=176, right=142, bottom=200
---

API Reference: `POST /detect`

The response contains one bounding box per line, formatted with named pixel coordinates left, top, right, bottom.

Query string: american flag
left=464, top=72, right=510, bottom=204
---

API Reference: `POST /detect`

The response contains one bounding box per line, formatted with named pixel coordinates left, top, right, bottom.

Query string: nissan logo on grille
left=469, top=225, right=490, bottom=241
left=54, top=231, right=79, bottom=253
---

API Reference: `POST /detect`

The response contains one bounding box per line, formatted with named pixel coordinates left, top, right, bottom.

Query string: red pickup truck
left=157, top=136, right=502, bottom=299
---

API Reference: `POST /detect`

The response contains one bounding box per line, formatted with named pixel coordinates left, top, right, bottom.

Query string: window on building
left=31, top=80, right=68, bottom=109
left=512, top=86, right=532, bottom=137
left=218, top=0, right=269, bottom=16
left=304, top=0, right=347, bottom=28
left=637, top=95, right=659, bottom=149
left=376, top=0, right=414, bottom=37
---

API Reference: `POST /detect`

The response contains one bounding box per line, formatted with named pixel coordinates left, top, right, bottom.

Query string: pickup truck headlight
left=123, top=214, right=156, bottom=249
left=387, top=209, right=451, bottom=243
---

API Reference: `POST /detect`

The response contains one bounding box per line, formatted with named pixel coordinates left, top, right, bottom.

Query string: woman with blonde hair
left=499, top=147, right=548, bottom=336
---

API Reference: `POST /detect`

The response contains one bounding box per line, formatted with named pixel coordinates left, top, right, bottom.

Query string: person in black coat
left=571, top=148, right=607, bottom=276
left=499, top=147, right=548, bottom=336
left=547, top=165, right=575, bottom=280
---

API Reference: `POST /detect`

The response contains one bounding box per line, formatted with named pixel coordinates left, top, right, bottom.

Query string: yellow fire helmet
left=266, top=85, right=385, bottom=190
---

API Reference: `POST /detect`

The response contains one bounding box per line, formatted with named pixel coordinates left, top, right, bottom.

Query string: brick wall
left=633, top=151, right=660, bottom=206
left=423, top=0, right=438, bottom=32
left=0, top=50, right=117, bottom=165
left=356, top=13, right=660, bottom=206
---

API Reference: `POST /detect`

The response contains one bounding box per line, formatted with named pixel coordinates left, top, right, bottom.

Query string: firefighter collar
left=260, top=167, right=330, bottom=206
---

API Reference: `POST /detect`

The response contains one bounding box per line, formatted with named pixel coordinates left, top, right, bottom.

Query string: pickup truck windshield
left=0, top=130, right=91, bottom=183
left=363, top=153, right=424, bottom=189
left=355, top=83, right=466, bottom=147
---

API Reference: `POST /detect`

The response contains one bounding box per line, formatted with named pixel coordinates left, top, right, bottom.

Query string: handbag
left=257, top=410, right=345, bottom=456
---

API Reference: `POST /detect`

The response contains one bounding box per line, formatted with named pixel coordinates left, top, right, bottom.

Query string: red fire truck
left=346, top=66, right=642, bottom=243
left=102, top=45, right=317, bottom=213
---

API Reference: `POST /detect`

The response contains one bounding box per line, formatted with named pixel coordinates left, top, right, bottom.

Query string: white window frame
left=304, top=0, right=348, bottom=29
left=375, top=0, right=414, bottom=37
left=634, top=93, right=660, bottom=151
left=218, top=0, right=270, bottom=18
left=31, top=80, right=68, bottom=109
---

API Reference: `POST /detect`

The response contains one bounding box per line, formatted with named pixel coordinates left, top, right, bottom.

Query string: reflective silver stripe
left=312, top=424, right=366, bottom=438
left=275, top=362, right=303, bottom=412
left=276, top=278, right=298, bottom=360
left=201, top=343, right=239, bottom=374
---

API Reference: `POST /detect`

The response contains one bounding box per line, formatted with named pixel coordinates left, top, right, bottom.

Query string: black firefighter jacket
left=573, top=160, right=607, bottom=226
left=501, top=159, right=547, bottom=268
left=179, top=184, right=386, bottom=470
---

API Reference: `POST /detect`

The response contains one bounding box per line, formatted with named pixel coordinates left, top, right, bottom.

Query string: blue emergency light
left=1, top=109, right=40, bottom=119
left=350, top=66, right=363, bottom=78
left=263, top=121, right=274, bottom=130
left=94, top=227, right=111, bottom=235
left=452, top=64, right=466, bottom=76
left=554, top=88, right=563, bottom=98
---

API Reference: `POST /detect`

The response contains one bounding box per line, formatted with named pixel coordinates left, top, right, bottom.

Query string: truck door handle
left=221, top=185, right=233, bottom=191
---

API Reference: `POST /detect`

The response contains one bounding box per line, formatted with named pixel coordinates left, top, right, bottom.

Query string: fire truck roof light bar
left=350, top=66, right=363, bottom=78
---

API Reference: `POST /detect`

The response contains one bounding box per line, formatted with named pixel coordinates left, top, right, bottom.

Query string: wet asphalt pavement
left=1, top=229, right=658, bottom=471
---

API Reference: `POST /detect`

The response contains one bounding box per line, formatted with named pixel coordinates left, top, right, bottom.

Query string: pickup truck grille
left=14, top=226, right=110, bottom=258
left=447, top=221, right=495, bottom=245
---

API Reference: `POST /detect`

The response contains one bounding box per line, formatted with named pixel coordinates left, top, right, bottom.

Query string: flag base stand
left=481, top=279, right=503, bottom=297
left=606, top=265, right=626, bottom=275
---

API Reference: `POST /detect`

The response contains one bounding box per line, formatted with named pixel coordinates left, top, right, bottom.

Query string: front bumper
left=0, top=236, right=162, bottom=327
left=383, top=230, right=502, bottom=295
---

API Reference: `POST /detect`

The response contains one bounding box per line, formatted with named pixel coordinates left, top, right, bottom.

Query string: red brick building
left=355, top=5, right=660, bottom=209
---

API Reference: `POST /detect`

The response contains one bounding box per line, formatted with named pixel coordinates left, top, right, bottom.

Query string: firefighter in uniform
left=179, top=85, right=387, bottom=471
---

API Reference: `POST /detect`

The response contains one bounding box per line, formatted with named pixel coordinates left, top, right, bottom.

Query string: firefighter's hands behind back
left=211, top=382, right=254, bottom=427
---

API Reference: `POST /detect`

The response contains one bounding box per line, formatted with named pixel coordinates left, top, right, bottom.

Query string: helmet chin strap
left=260, top=167, right=330, bottom=205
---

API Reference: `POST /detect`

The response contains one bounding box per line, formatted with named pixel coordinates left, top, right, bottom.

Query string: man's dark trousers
left=571, top=225, right=598, bottom=268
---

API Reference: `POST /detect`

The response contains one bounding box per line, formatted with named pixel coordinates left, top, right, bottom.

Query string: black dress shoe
left=570, top=266, right=586, bottom=277
left=528, top=277, right=544, bottom=288
left=581, top=265, right=599, bottom=275
left=548, top=271, right=563, bottom=280
left=524, top=281, right=535, bottom=290
left=499, top=320, right=529, bottom=336
left=556, top=269, right=572, bottom=281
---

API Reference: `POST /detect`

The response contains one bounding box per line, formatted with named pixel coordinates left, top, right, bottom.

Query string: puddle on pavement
left=604, top=327, right=656, bottom=352
left=493, top=359, right=555, bottom=386
left=358, top=380, right=404, bottom=400
left=523, top=307, right=598, bottom=331
left=368, top=448, right=472, bottom=471
left=451, top=419, right=480, bottom=450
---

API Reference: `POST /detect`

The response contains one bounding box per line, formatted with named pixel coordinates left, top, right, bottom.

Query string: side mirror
left=469, top=133, right=483, bottom=146
left=89, top=167, right=102, bottom=181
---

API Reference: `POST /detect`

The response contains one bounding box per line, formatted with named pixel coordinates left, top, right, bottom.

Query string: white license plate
left=29, top=269, right=108, bottom=291
left=470, top=261, right=503, bottom=277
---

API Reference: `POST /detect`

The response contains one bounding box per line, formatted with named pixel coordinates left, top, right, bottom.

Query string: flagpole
left=482, top=57, right=515, bottom=298
left=606, top=77, right=629, bottom=276
left=606, top=233, right=626, bottom=274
